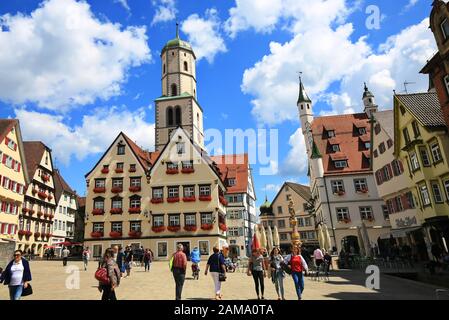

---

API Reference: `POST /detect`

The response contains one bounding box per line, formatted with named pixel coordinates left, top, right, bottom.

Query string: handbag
left=217, top=254, right=226, bottom=282
left=21, top=284, right=33, bottom=297
left=95, top=267, right=110, bottom=285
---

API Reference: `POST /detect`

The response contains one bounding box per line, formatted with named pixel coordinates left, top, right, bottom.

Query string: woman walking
left=0, top=250, right=32, bottom=300
left=270, top=247, right=285, bottom=300
left=124, top=246, right=133, bottom=278
left=247, top=248, right=267, bottom=300
left=143, top=249, right=152, bottom=272
left=204, top=246, right=226, bottom=300
left=284, top=245, right=308, bottom=300
left=98, top=248, right=120, bottom=300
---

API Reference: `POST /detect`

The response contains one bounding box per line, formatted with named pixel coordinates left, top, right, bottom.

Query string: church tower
left=155, top=24, right=204, bottom=151
left=298, top=77, right=314, bottom=154
left=362, top=82, right=378, bottom=117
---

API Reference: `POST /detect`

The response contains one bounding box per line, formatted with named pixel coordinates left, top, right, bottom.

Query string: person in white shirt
left=62, top=247, right=70, bottom=266
left=313, top=248, right=324, bottom=276
left=0, top=250, right=32, bottom=300
left=83, top=247, right=91, bottom=271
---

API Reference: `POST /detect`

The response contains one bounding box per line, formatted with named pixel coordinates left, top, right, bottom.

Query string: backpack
left=95, top=267, right=110, bottom=285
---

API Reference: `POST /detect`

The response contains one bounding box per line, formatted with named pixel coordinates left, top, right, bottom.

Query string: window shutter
left=387, top=164, right=393, bottom=180
left=7, top=224, right=13, bottom=234
left=398, top=160, right=404, bottom=174
left=239, top=227, right=244, bottom=236
left=2, top=154, right=6, bottom=164
left=17, top=163, right=21, bottom=172
left=0, top=223, right=5, bottom=234
left=402, top=194, right=409, bottom=210
left=4, top=137, right=8, bottom=145
left=14, top=143, right=17, bottom=151
left=375, top=171, right=382, bottom=185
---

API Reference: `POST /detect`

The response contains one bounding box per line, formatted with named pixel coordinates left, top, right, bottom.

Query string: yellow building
left=393, top=92, right=449, bottom=258
left=0, top=120, right=29, bottom=243
left=259, top=182, right=317, bottom=252
left=17, top=142, right=57, bottom=257
left=83, top=28, right=237, bottom=260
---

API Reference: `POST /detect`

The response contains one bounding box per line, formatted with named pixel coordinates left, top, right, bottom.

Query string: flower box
left=115, top=168, right=124, bottom=173
left=129, top=168, right=137, bottom=173
left=38, top=191, right=47, bottom=199
left=44, top=213, right=50, bottom=219
left=199, top=195, right=212, bottom=201
left=219, top=196, right=228, bottom=206
left=22, top=208, right=29, bottom=213
left=101, top=168, right=109, bottom=174
left=340, top=218, right=351, bottom=224
left=184, top=225, right=197, bottom=232
left=364, top=217, right=375, bottom=222
left=128, top=207, right=141, bottom=214
left=47, top=195, right=53, bottom=201
left=167, top=197, right=180, bottom=203
left=219, top=223, right=227, bottom=232
left=37, top=211, right=43, bottom=218
left=182, top=196, right=196, bottom=202
left=110, top=208, right=123, bottom=215
left=42, top=175, right=50, bottom=182
left=151, top=198, right=164, bottom=204
left=128, top=231, right=142, bottom=238
left=167, top=225, right=181, bottom=232
left=359, top=188, right=369, bottom=194
left=91, top=231, right=103, bottom=238
left=49, top=214, right=54, bottom=220
left=111, top=187, right=123, bottom=194
left=32, top=189, right=37, bottom=195
left=92, top=208, right=104, bottom=216
left=335, top=191, right=345, bottom=196
left=166, top=168, right=179, bottom=175
left=129, top=186, right=141, bottom=192
left=201, top=223, right=214, bottom=231
left=45, top=233, right=52, bottom=238
left=28, top=210, right=35, bottom=216
left=181, top=168, right=195, bottom=174
left=34, top=232, right=41, bottom=237
left=93, top=187, right=106, bottom=193
left=109, top=231, right=122, bottom=238
left=152, top=226, right=165, bottom=233
left=18, top=230, right=27, bottom=236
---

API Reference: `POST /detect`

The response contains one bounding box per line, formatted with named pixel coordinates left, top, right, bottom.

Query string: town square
left=1, top=0, right=449, bottom=306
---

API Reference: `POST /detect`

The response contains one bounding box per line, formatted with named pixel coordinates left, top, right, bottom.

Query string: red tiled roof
left=359, top=134, right=370, bottom=142
left=23, top=141, right=48, bottom=180
left=328, top=137, right=341, bottom=145
left=329, top=152, right=348, bottom=161
left=210, top=154, right=249, bottom=194
left=312, top=113, right=371, bottom=175
left=122, top=133, right=159, bottom=170
left=76, top=196, right=86, bottom=208
left=53, top=169, right=76, bottom=202
left=0, top=119, right=17, bottom=143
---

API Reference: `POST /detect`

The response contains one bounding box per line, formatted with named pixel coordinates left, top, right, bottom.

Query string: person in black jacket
left=0, top=250, right=32, bottom=300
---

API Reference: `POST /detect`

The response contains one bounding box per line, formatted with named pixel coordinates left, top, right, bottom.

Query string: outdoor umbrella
left=260, top=226, right=267, bottom=249
left=267, top=225, right=274, bottom=253
left=323, top=224, right=332, bottom=252
left=273, top=225, right=280, bottom=247
left=251, top=225, right=260, bottom=250
left=357, top=226, right=366, bottom=256
left=317, top=224, right=324, bottom=249
left=361, top=222, right=372, bottom=257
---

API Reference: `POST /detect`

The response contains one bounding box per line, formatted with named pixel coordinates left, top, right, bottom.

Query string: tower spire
left=297, top=74, right=312, bottom=104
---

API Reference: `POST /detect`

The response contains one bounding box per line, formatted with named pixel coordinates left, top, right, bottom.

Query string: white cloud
left=280, top=128, right=308, bottom=176
left=114, top=0, right=130, bottom=12
left=236, top=0, right=434, bottom=125
left=15, top=107, right=155, bottom=165
left=402, top=0, right=419, bottom=13
left=262, top=183, right=281, bottom=192
left=151, top=0, right=177, bottom=26
left=181, top=9, right=227, bottom=63
left=0, top=0, right=151, bottom=111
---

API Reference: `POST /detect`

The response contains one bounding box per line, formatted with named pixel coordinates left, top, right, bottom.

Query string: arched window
left=163, top=64, right=166, bottom=74
left=175, top=106, right=182, bottom=126
left=171, top=84, right=177, bottom=96
left=184, top=61, right=188, bottom=72
left=197, top=113, right=199, bottom=125
left=167, top=107, right=174, bottom=126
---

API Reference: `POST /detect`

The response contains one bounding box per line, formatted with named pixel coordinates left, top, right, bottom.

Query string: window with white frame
left=168, top=186, right=179, bottom=198
left=112, top=178, right=123, bottom=188
left=130, top=221, right=141, bottom=232
left=441, top=18, right=449, bottom=39
left=95, top=179, right=105, bottom=188
left=406, top=192, right=416, bottom=209
left=169, top=214, right=180, bottom=226
left=228, top=227, right=239, bottom=237
left=93, top=223, right=104, bottom=233
left=94, top=199, right=104, bottom=210
left=332, top=144, right=340, bottom=152
left=153, top=215, right=164, bottom=227
left=420, top=184, right=431, bottom=206
left=409, top=152, right=420, bottom=171
left=395, top=196, right=404, bottom=212
left=431, top=181, right=444, bottom=203
left=199, top=185, right=211, bottom=196
left=336, top=208, right=350, bottom=221
left=382, top=205, right=389, bottom=220
left=158, top=242, right=168, bottom=257
left=354, top=179, right=368, bottom=192
left=130, top=177, right=141, bottom=187
left=198, top=241, right=209, bottom=255
left=185, top=214, right=196, bottom=226
left=360, top=207, right=373, bottom=220
left=327, top=130, right=335, bottom=138
left=130, top=197, right=141, bottom=208
left=183, top=185, right=195, bottom=197
left=112, top=198, right=122, bottom=209
left=167, top=162, right=178, bottom=170
left=331, top=180, right=345, bottom=194
left=111, top=222, right=122, bottom=233
left=200, top=213, right=213, bottom=224
left=334, top=160, right=348, bottom=168
left=152, top=188, right=163, bottom=199
left=430, top=142, right=443, bottom=163
left=444, top=180, right=449, bottom=201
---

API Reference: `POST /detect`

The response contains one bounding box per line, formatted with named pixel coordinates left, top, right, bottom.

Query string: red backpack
left=95, top=267, right=110, bottom=285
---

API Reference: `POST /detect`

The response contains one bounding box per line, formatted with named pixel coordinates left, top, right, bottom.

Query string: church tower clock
left=155, top=24, right=204, bottom=151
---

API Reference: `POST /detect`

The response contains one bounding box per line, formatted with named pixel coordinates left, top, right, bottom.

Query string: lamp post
left=288, top=200, right=301, bottom=247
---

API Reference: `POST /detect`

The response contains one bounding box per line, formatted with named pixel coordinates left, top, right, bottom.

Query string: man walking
left=82, top=246, right=91, bottom=271
left=172, top=244, right=187, bottom=300
left=62, top=247, right=70, bottom=267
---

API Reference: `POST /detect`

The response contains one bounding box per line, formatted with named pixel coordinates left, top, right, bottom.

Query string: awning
left=379, top=226, right=422, bottom=239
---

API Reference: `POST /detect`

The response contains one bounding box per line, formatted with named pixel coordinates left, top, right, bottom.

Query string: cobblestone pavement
left=0, top=261, right=444, bottom=300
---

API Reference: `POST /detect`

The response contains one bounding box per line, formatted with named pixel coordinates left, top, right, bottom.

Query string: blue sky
left=0, top=0, right=435, bottom=210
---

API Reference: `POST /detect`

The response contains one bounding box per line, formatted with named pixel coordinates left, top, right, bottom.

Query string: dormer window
left=176, top=142, right=185, bottom=154
left=332, top=144, right=340, bottom=152
left=364, top=142, right=371, bottom=149
left=327, top=130, right=335, bottom=138
left=117, top=144, right=125, bottom=155
left=334, top=160, right=348, bottom=168
left=441, top=18, right=449, bottom=40
left=358, top=127, right=366, bottom=135
left=227, top=178, right=236, bottom=186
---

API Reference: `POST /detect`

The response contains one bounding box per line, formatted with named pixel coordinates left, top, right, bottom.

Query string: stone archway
left=341, top=235, right=360, bottom=254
